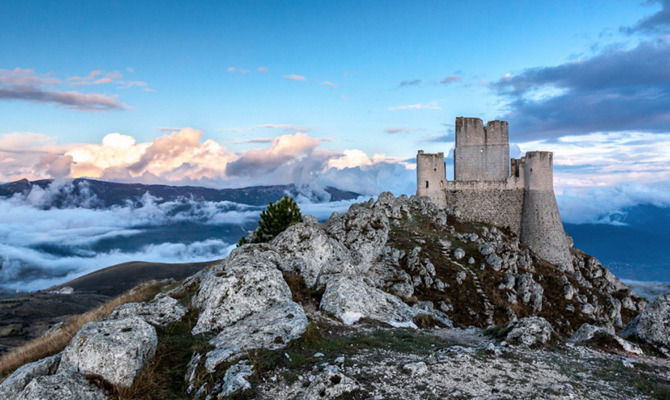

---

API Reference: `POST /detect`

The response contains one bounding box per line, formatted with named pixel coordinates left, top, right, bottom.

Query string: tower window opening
left=425, top=181, right=429, bottom=189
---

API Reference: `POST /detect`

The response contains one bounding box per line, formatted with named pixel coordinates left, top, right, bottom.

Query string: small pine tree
left=238, top=196, right=302, bottom=245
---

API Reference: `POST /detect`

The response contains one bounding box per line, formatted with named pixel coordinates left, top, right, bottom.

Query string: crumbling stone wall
left=444, top=180, right=524, bottom=235
left=453, top=117, right=509, bottom=181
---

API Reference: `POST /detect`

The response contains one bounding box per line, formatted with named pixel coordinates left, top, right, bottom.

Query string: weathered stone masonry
left=417, top=117, right=572, bottom=269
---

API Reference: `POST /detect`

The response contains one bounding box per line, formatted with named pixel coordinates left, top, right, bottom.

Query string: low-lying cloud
left=0, top=181, right=366, bottom=291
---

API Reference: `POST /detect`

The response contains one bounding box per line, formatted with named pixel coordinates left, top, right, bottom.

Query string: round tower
left=520, top=152, right=573, bottom=271
left=416, top=150, right=447, bottom=208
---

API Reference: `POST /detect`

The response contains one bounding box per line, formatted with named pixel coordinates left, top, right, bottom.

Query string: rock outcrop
left=205, top=301, right=308, bottom=371
left=319, top=274, right=416, bottom=327
left=505, top=316, right=555, bottom=347
left=108, top=292, right=187, bottom=326
left=191, top=245, right=292, bottom=335
left=619, top=294, right=670, bottom=356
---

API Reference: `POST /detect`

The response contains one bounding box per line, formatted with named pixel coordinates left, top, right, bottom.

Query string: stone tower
left=454, top=117, right=509, bottom=181
left=520, top=152, right=573, bottom=270
left=416, top=150, right=447, bottom=208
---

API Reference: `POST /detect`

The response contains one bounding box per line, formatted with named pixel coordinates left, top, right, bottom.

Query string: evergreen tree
left=238, top=196, right=302, bottom=245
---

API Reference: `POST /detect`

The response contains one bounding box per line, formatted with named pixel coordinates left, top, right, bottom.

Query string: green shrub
left=239, top=196, right=302, bottom=245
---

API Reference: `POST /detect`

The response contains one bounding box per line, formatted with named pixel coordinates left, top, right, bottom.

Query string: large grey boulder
left=325, top=204, right=390, bottom=267
left=272, top=221, right=356, bottom=288
left=320, top=274, right=416, bottom=328
left=108, top=292, right=186, bottom=326
left=59, top=316, right=157, bottom=388
left=569, top=323, right=642, bottom=355
left=205, top=301, right=308, bottom=371
left=192, top=245, right=292, bottom=335
left=619, top=294, right=670, bottom=356
left=0, top=353, right=61, bottom=399
left=16, top=370, right=108, bottom=400
left=505, top=316, right=555, bottom=347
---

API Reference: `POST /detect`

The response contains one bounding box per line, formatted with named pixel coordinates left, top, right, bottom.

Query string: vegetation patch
left=114, top=309, right=213, bottom=400
left=0, top=281, right=165, bottom=381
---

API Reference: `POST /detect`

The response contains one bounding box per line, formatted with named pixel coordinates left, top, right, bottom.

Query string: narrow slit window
left=425, top=181, right=429, bottom=188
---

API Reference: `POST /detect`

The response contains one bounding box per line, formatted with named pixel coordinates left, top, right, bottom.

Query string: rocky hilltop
left=1, top=193, right=669, bottom=399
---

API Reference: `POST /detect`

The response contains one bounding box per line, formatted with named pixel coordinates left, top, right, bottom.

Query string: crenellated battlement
left=416, top=117, right=572, bottom=270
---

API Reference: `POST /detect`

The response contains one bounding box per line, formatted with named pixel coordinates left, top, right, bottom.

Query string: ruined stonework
left=416, top=150, right=447, bottom=208
left=416, top=117, right=572, bottom=269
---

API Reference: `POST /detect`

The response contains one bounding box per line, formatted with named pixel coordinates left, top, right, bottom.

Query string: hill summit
left=1, top=193, right=668, bottom=399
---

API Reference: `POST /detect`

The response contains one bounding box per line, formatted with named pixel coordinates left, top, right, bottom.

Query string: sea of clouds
left=0, top=181, right=367, bottom=292
left=2, top=175, right=669, bottom=295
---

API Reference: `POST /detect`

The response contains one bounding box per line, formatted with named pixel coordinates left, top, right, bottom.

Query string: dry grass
left=0, top=281, right=165, bottom=380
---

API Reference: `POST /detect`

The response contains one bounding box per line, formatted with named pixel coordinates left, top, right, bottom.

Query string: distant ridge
left=0, top=178, right=361, bottom=207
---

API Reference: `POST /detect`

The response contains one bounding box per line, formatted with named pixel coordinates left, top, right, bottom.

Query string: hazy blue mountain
left=0, top=178, right=360, bottom=208
left=565, top=204, right=670, bottom=282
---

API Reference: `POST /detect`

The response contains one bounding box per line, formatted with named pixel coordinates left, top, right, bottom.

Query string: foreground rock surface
left=205, top=301, right=308, bottom=371
left=108, top=292, right=187, bottom=326
left=320, top=274, right=416, bottom=327
left=17, top=370, right=108, bottom=400
left=620, top=294, right=670, bottom=356
left=59, top=316, right=157, bottom=388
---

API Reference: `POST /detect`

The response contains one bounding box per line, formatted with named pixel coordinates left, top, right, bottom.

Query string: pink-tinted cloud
left=0, top=86, right=127, bottom=111
left=283, top=74, right=306, bottom=81
left=68, top=70, right=123, bottom=86
left=0, top=130, right=417, bottom=195
left=257, top=66, right=269, bottom=72
left=0, top=68, right=129, bottom=111
left=322, top=81, right=340, bottom=88
left=0, top=68, right=61, bottom=86
left=440, top=75, right=463, bottom=84
left=226, top=133, right=320, bottom=176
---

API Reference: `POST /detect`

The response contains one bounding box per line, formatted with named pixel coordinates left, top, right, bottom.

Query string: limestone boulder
left=16, top=371, right=108, bottom=400
left=191, top=245, right=292, bottom=335
left=505, top=316, right=555, bottom=347
left=205, top=301, right=308, bottom=371
left=0, top=353, right=61, bottom=399
left=320, top=274, right=416, bottom=328
left=569, top=323, right=642, bottom=355
left=271, top=221, right=356, bottom=288
left=325, top=203, right=390, bottom=267
left=619, top=294, right=670, bottom=356
left=108, top=292, right=186, bottom=326
left=59, top=316, right=157, bottom=388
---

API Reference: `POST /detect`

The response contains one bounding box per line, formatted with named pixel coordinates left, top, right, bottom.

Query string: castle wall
left=444, top=179, right=524, bottom=235
left=415, top=118, right=573, bottom=270
left=454, top=117, right=509, bottom=181
left=416, top=150, right=447, bottom=208
left=520, top=152, right=573, bottom=271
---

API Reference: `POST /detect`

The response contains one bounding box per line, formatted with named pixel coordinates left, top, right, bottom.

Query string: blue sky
left=1, top=0, right=669, bottom=198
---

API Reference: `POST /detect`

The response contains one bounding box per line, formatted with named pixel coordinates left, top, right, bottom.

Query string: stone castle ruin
left=417, top=117, right=572, bottom=268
